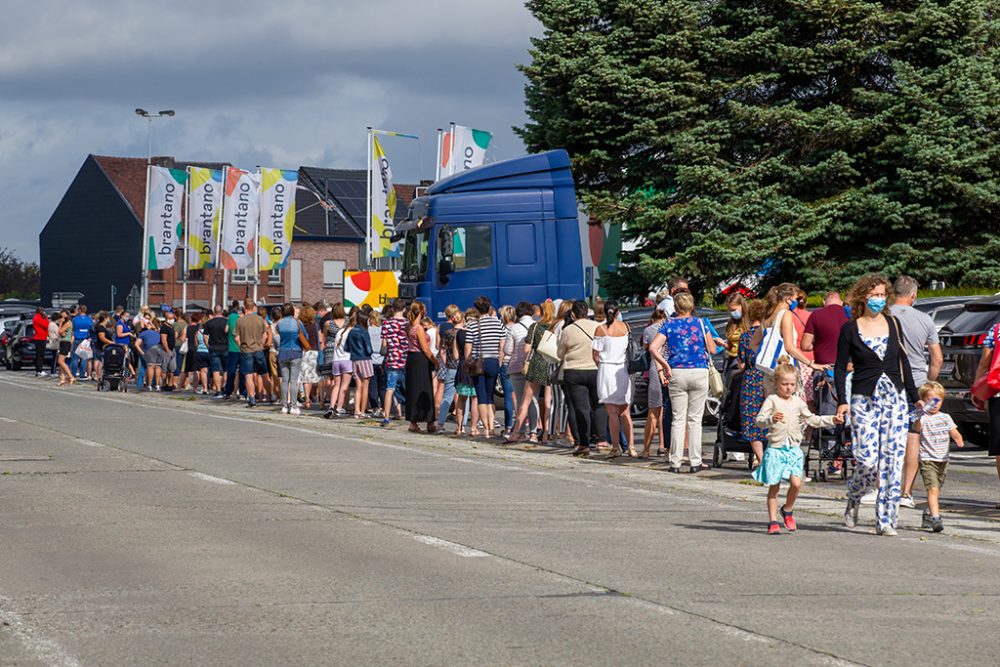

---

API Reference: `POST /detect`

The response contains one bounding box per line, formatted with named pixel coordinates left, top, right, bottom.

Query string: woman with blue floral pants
left=835, top=275, right=921, bottom=536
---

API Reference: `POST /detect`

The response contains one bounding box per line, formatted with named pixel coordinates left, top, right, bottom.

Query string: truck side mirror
left=438, top=227, right=455, bottom=284
left=438, top=259, right=454, bottom=284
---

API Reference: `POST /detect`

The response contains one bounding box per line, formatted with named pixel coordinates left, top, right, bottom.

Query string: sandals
left=427, top=423, right=438, bottom=434
left=572, top=447, right=589, bottom=457
left=408, top=425, right=424, bottom=434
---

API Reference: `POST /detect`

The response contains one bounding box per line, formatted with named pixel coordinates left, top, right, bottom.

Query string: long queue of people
left=28, top=270, right=995, bottom=537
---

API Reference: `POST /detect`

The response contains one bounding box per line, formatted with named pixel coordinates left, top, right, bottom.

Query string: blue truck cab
left=395, top=149, right=584, bottom=319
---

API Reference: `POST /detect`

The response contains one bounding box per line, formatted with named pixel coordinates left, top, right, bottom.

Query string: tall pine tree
left=518, top=0, right=1000, bottom=296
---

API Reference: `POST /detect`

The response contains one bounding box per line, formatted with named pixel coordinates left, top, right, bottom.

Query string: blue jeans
left=437, top=367, right=457, bottom=427
left=224, top=350, right=245, bottom=397
left=499, top=363, right=514, bottom=430
left=70, top=340, right=86, bottom=377
left=136, top=352, right=147, bottom=387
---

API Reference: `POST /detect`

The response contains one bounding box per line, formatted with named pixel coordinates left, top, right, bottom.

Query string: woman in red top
left=31, top=307, right=50, bottom=377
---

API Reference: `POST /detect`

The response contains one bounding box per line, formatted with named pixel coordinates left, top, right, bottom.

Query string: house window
left=268, top=268, right=282, bottom=285
left=150, top=270, right=165, bottom=282
left=231, top=269, right=249, bottom=284
left=323, top=260, right=346, bottom=288
left=181, top=268, right=206, bottom=283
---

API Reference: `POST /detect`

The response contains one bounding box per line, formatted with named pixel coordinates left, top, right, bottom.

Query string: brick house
left=40, top=155, right=415, bottom=311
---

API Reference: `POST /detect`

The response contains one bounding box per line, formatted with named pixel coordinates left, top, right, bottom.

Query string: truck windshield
left=401, top=230, right=429, bottom=281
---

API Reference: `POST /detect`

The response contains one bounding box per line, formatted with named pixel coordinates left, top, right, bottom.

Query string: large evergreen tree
left=518, top=0, right=1000, bottom=296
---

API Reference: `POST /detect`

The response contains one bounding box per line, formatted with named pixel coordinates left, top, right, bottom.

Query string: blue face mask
left=730, top=310, right=742, bottom=320
left=866, top=297, right=887, bottom=314
left=788, top=299, right=798, bottom=311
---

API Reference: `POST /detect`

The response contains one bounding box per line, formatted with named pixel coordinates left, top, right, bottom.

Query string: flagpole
left=181, top=166, right=190, bottom=314
left=448, top=122, right=456, bottom=178
left=220, top=166, right=229, bottom=310
left=141, top=164, right=152, bottom=306
left=435, top=128, right=443, bottom=181
left=253, top=169, right=260, bottom=304
left=210, top=169, right=219, bottom=310
left=366, top=126, right=372, bottom=267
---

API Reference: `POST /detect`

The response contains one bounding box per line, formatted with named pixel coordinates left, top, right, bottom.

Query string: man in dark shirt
left=159, top=312, right=178, bottom=391
left=202, top=305, right=230, bottom=397
left=801, top=291, right=849, bottom=366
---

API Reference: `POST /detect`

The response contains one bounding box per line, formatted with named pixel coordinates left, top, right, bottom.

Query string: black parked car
left=622, top=308, right=728, bottom=421
left=937, top=296, right=1000, bottom=445
left=1, top=320, right=56, bottom=371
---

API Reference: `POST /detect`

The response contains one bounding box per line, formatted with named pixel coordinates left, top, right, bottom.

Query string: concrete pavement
left=1, top=371, right=999, bottom=665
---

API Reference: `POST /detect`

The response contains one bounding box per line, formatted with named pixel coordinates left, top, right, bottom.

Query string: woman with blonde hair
left=835, top=274, right=920, bottom=535
left=405, top=301, right=437, bottom=432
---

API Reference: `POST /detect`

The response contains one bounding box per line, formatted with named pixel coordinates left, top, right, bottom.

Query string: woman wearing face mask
left=750, top=283, right=826, bottom=375
left=723, top=293, right=748, bottom=383
left=835, top=274, right=920, bottom=536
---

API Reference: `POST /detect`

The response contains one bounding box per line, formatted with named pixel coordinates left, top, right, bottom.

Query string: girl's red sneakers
left=780, top=506, right=797, bottom=532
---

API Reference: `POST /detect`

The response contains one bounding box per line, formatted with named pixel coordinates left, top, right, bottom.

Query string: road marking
left=413, top=535, right=490, bottom=557
left=74, top=438, right=104, bottom=448
left=189, top=472, right=236, bottom=485
left=0, top=593, right=82, bottom=667
left=0, top=416, right=15, bottom=423
left=719, top=626, right=770, bottom=643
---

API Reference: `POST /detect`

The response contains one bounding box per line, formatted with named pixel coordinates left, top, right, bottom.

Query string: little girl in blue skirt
left=754, top=363, right=843, bottom=534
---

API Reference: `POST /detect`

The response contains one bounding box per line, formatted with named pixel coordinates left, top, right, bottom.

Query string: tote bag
left=755, top=310, right=792, bottom=377
left=700, top=319, right=724, bottom=398
left=536, top=327, right=560, bottom=363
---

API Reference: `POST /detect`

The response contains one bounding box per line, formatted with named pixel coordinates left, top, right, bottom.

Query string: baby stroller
left=98, top=343, right=128, bottom=393
left=712, top=369, right=755, bottom=470
left=806, top=370, right=852, bottom=481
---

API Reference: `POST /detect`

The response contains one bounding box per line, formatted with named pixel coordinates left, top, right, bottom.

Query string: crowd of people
left=26, top=271, right=999, bottom=536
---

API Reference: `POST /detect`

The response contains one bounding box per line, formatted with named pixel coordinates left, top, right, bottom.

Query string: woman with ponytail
left=592, top=299, right=635, bottom=458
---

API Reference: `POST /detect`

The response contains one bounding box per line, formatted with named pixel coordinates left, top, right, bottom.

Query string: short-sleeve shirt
left=658, top=317, right=709, bottom=369
left=984, top=323, right=1000, bottom=349
left=803, top=304, right=849, bottom=365
left=159, top=323, right=176, bottom=352
left=234, top=313, right=267, bottom=353
left=467, top=315, right=505, bottom=359
left=381, top=317, right=408, bottom=369
left=227, top=313, right=240, bottom=353
left=72, top=315, right=93, bottom=341
left=139, top=329, right=161, bottom=350
left=890, top=304, right=939, bottom=385
left=919, top=412, right=957, bottom=461
left=507, top=317, right=534, bottom=374
left=203, top=316, right=229, bottom=353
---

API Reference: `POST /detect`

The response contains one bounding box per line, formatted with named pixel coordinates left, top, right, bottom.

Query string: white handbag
left=700, top=319, right=724, bottom=398
left=755, top=310, right=794, bottom=376
left=535, top=327, right=560, bottom=363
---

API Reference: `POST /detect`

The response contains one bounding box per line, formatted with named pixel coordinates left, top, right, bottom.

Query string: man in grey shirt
left=891, top=276, right=944, bottom=507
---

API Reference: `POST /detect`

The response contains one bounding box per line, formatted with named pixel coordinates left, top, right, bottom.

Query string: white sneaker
left=899, top=494, right=915, bottom=509
left=844, top=499, right=860, bottom=528
left=290, top=406, right=301, bottom=416
left=729, top=452, right=746, bottom=462
left=877, top=525, right=898, bottom=537
left=37, top=371, right=49, bottom=377
left=280, top=406, right=288, bottom=414
left=860, top=489, right=877, bottom=505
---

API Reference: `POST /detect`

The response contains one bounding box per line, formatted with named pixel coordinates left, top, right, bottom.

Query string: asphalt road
left=1, top=371, right=1000, bottom=666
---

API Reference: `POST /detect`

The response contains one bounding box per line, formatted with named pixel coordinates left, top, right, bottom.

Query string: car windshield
left=941, top=304, right=1000, bottom=334
left=401, top=230, right=429, bottom=281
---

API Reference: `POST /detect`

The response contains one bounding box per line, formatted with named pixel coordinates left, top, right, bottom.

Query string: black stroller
left=805, top=370, right=852, bottom=481
left=97, top=343, right=129, bottom=392
left=712, top=369, right=755, bottom=470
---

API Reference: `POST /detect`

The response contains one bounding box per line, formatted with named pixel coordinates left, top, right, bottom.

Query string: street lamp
left=134, top=108, right=176, bottom=164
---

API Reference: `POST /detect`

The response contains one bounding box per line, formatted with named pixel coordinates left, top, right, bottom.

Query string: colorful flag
left=441, top=125, right=492, bottom=177
left=218, top=167, right=260, bottom=270
left=145, top=166, right=187, bottom=270
left=370, top=136, right=398, bottom=258
left=258, top=168, right=298, bottom=271
left=186, top=167, right=223, bottom=270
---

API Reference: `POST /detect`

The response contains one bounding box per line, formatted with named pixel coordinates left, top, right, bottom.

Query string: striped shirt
left=467, top=315, right=505, bottom=359
left=919, top=412, right=956, bottom=461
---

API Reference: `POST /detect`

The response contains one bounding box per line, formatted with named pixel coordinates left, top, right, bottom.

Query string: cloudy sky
left=0, top=1, right=541, bottom=262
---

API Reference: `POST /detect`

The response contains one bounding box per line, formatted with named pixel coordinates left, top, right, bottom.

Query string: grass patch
left=168, top=396, right=196, bottom=402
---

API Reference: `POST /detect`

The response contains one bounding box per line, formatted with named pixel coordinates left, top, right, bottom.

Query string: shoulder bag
left=755, top=310, right=791, bottom=376
left=536, top=323, right=560, bottom=363
left=463, top=322, right=484, bottom=377
left=972, top=324, right=1000, bottom=406
left=700, top=319, right=724, bottom=398
left=625, top=324, right=650, bottom=375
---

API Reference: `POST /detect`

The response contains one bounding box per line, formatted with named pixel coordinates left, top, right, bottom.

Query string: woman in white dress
left=592, top=300, right=635, bottom=458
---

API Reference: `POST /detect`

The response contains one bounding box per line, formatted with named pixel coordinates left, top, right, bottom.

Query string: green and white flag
left=145, top=166, right=187, bottom=270
left=442, top=124, right=492, bottom=177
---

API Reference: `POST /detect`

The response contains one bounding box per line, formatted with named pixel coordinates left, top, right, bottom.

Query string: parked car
left=1, top=320, right=56, bottom=371
left=912, top=295, right=986, bottom=332
left=937, top=296, right=1000, bottom=446
left=622, top=308, right=726, bottom=421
